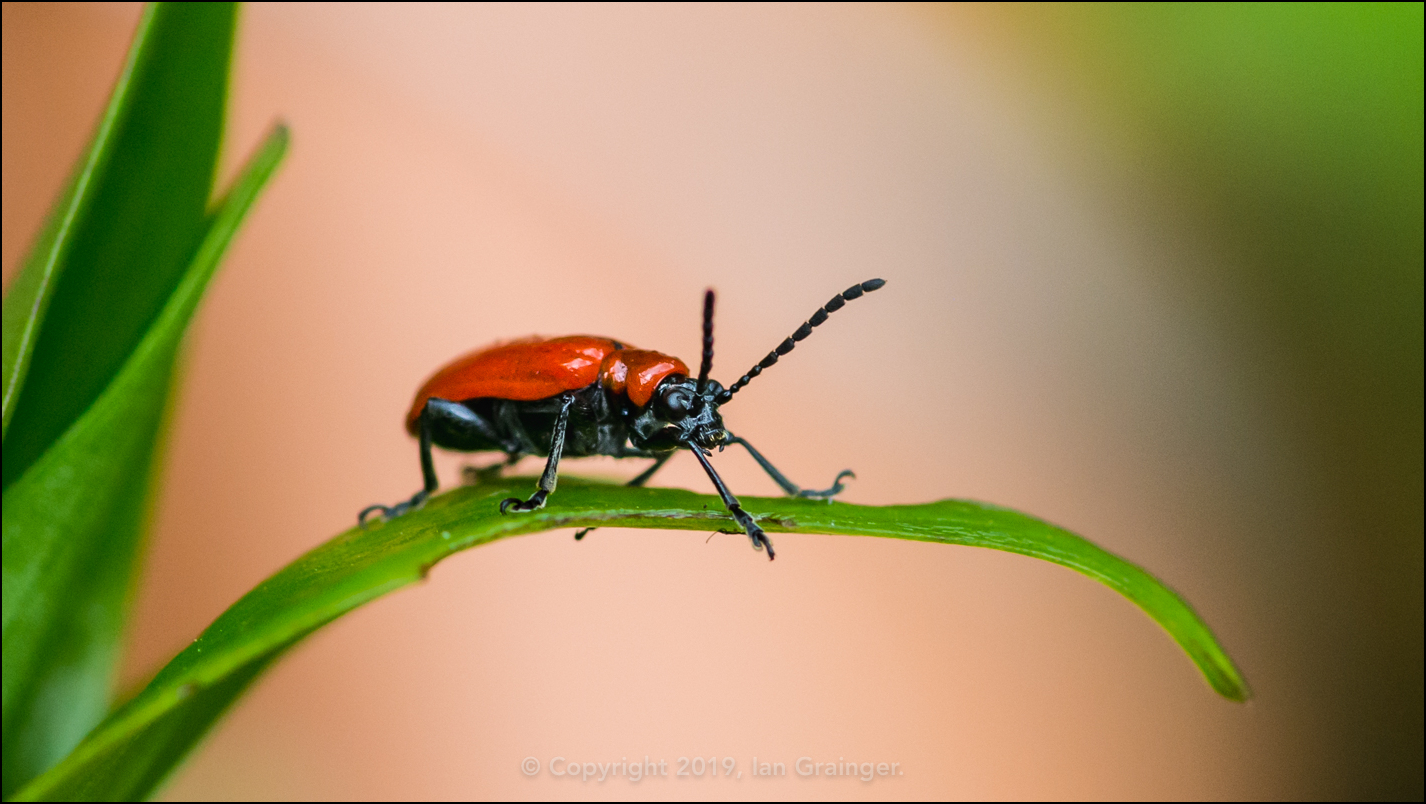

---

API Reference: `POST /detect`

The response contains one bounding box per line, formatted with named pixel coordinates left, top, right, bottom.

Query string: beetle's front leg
left=500, top=393, right=575, bottom=513
left=723, top=434, right=853, bottom=500
left=689, top=447, right=775, bottom=561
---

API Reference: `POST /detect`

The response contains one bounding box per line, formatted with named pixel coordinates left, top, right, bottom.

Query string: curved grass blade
left=2, top=2, right=233, bottom=482
left=0, top=5, right=241, bottom=795
left=1, top=125, right=288, bottom=800
left=14, top=477, right=1248, bottom=801
left=0, top=3, right=155, bottom=442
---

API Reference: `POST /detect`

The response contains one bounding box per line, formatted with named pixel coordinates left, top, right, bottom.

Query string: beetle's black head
left=628, top=376, right=728, bottom=452
left=628, top=279, right=885, bottom=454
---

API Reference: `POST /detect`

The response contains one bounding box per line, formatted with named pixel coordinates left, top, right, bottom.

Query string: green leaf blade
left=0, top=5, right=159, bottom=441
left=1, top=123, right=287, bottom=799
left=1, top=5, right=243, bottom=795
left=2, top=2, right=235, bottom=487
left=16, top=477, right=1247, bottom=801
left=816, top=498, right=1250, bottom=701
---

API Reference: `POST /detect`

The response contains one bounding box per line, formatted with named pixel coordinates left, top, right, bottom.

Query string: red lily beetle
left=361, top=279, right=887, bottom=560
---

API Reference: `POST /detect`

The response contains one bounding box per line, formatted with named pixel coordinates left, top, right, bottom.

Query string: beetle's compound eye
left=663, top=387, right=692, bottom=416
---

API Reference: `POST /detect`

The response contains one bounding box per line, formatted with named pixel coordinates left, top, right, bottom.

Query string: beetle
left=359, top=278, right=886, bottom=560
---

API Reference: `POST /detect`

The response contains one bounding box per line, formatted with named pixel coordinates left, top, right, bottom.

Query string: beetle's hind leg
left=358, top=491, right=428, bottom=525
left=501, top=393, right=575, bottom=513
left=359, top=402, right=443, bottom=525
left=723, top=435, right=853, bottom=500
left=361, top=398, right=517, bottom=525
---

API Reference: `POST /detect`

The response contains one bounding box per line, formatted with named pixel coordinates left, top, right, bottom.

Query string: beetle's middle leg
left=500, top=393, right=576, bottom=513
left=723, top=434, right=853, bottom=500
left=463, top=450, right=525, bottom=486
left=573, top=450, right=674, bottom=541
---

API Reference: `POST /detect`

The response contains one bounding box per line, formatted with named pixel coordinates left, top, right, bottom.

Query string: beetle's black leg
left=496, top=399, right=541, bottom=455
left=627, top=450, right=674, bottom=487
left=689, top=446, right=774, bottom=560
left=462, top=450, right=523, bottom=486
left=723, top=434, right=853, bottom=500
left=614, top=445, right=663, bottom=459
left=418, top=407, right=438, bottom=493
left=359, top=404, right=439, bottom=525
left=574, top=451, right=674, bottom=541
left=500, top=393, right=575, bottom=513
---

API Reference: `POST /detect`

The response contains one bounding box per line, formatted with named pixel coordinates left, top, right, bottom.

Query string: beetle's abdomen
left=407, top=336, right=621, bottom=433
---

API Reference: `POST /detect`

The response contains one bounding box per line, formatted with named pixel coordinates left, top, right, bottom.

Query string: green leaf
left=0, top=4, right=240, bottom=795
left=0, top=0, right=148, bottom=443
left=1, top=124, right=288, bottom=799
left=2, top=2, right=233, bottom=480
left=15, top=477, right=1248, bottom=801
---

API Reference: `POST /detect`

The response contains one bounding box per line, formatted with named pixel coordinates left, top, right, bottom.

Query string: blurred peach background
left=4, top=3, right=1420, bottom=800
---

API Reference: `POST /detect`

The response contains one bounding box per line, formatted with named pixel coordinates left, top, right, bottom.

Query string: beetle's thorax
left=627, top=376, right=728, bottom=452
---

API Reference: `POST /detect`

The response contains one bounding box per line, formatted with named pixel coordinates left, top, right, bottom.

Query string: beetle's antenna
left=696, top=289, right=715, bottom=394
left=719, top=278, right=886, bottom=402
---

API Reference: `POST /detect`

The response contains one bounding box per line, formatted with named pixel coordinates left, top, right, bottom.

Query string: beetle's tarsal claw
left=797, top=469, right=855, bottom=500
left=358, top=490, right=428, bottom=526
left=500, top=490, right=548, bottom=513
left=358, top=504, right=389, bottom=526
left=744, top=525, right=775, bottom=560
left=760, top=533, right=777, bottom=560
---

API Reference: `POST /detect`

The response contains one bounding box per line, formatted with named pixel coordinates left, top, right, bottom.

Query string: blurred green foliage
left=976, top=3, right=1423, bottom=798
left=1, top=3, right=287, bottom=798
left=1036, top=3, right=1422, bottom=398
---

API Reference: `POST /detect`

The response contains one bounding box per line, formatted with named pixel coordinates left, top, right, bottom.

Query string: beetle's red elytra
left=406, top=338, right=689, bottom=432
left=362, top=279, right=887, bottom=560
